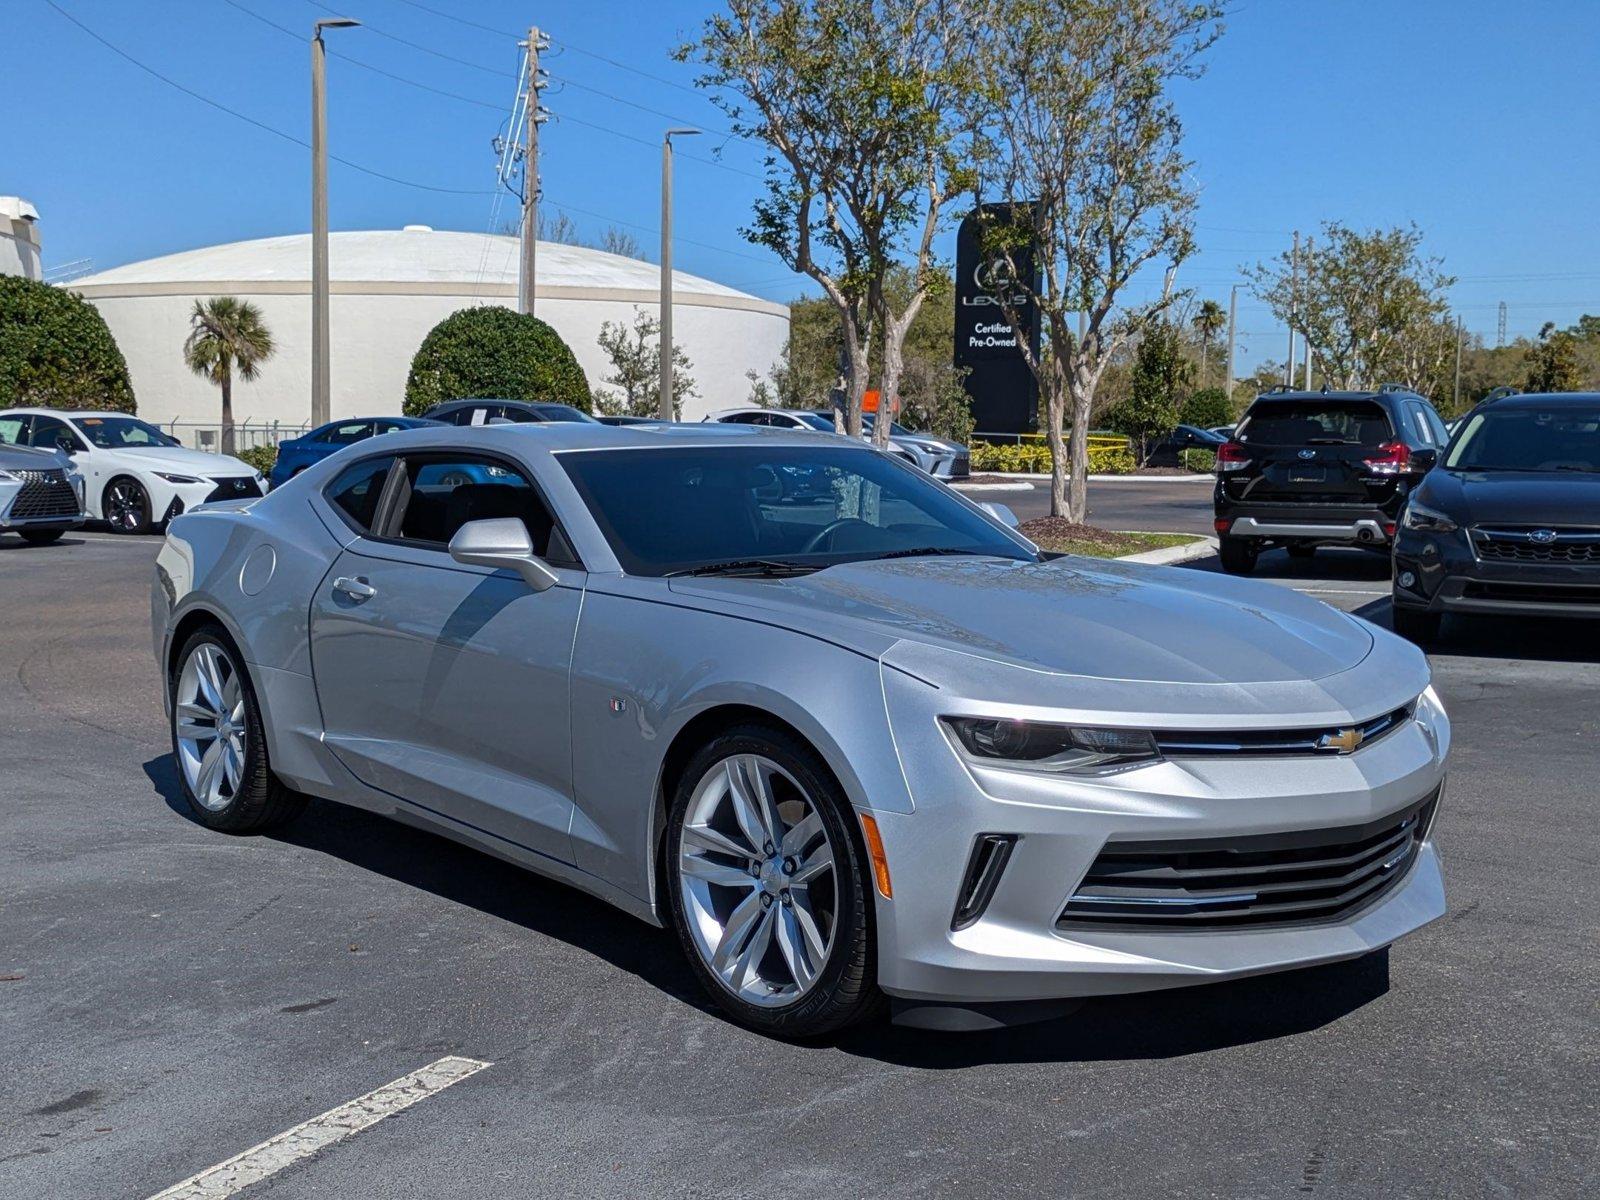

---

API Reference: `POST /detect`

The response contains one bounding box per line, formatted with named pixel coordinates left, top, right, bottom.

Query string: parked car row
left=1212, top=385, right=1600, bottom=641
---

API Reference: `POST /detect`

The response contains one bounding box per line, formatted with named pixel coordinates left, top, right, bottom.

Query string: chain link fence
left=160, top=420, right=310, bottom=453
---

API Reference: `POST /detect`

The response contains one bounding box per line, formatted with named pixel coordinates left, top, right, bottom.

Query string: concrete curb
left=1117, top=535, right=1219, bottom=565
left=948, top=480, right=1034, bottom=492
left=972, top=471, right=1214, bottom=484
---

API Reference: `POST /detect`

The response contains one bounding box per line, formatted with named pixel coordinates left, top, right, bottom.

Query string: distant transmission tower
left=1497, top=301, right=1507, bottom=348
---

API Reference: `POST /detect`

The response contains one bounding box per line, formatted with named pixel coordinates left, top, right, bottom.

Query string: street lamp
left=311, top=17, right=359, bottom=429
left=659, top=127, right=701, bottom=421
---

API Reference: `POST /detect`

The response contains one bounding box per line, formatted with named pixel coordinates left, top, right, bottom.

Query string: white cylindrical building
left=1, top=197, right=42, bottom=281
left=68, top=227, right=788, bottom=430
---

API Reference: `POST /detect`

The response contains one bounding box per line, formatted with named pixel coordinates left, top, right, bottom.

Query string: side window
left=0, top=415, right=26, bottom=445
left=374, top=420, right=409, bottom=435
left=499, top=406, right=537, bottom=423
left=722, top=412, right=763, bottom=425
left=392, top=456, right=573, bottom=565
left=317, top=421, right=373, bottom=445
left=325, top=456, right=394, bottom=532
left=29, top=416, right=83, bottom=454
left=1422, top=404, right=1450, bottom=446
left=1404, top=402, right=1436, bottom=447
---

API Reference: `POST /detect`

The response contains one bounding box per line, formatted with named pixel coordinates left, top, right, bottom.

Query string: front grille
left=1463, top=580, right=1600, bottom=605
left=950, top=455, right=971, bottom=479
left=5, top=468, right=79, bottom=521
left=202, top=476, right=263, bottom=504
left=1474, top=526, right=1600, bottom=564
left=1058, top=794, right=1436, bottom=931
left=1153, top=705, right=1412, bottom=757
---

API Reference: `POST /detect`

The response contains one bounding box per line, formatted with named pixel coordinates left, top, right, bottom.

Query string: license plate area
left=1288, top=465, right=1327, bottom=484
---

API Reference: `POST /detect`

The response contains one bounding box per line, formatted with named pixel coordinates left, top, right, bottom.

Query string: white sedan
left=0, top=408, right=264, bottom=534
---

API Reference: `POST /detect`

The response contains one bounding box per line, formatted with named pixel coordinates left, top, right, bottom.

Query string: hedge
left=235, top=445, right=277, bottom=475
left=404, top=305, right=589, bottom=415
left=970, top=441, right=1136, bottom=475
left=0, top=276, right=135, bottom=411
left=1180, top=447, right=1217, bottom=474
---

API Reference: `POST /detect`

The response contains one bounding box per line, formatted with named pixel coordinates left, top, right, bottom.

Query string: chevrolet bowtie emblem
left=1317, top=727, right=1364, bottom=753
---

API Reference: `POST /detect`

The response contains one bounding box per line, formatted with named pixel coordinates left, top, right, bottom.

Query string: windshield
left=1237, top=400, right=1393, bottom=446
left=72, top=416, right=178, bottom=449
left=559, top=445, right=1033, bottom=576
left=794, top=412, right=837, bottom=431
left=1445, top=405, right=1600, bottom=473
left=860, top=414, right=918, bottom=437
left=536, top=405, right=599, bottom=424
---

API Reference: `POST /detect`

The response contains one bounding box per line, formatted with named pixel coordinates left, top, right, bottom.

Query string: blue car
left=268, top=416, right=441, bottom=490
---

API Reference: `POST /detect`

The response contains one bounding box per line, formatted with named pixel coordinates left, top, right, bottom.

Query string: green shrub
left=1180, top=447, right=1216, bottom=473
left=404, top=305, right=589, bottom=415
left=1181, top=387, right=1234, bottom=430
left=0, top=276, right=135, bottom=411
left=235, top=445, right=277, bottom=475
left=970, top=441, right=1135, bottom=475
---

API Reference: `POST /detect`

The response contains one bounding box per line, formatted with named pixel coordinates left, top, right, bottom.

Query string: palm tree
left=1191, top=299, right=1227, bottom=389
left=183, top=297, right=274, bottom=455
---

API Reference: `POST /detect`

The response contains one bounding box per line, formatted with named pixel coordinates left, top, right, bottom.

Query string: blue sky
left=8, top=0, right=1598, bottom=372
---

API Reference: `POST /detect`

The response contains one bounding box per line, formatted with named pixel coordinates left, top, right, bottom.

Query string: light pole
left=311, top=17, right=359, bottom=429
left=659, top=127, right=700, bottom=420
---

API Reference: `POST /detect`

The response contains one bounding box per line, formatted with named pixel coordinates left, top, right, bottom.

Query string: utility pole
left=1225, top=284, right=1238, bottom=405
left=1300, top=237, right=1314, bottom=388
left=1285, top=230, right=1299, bottom=387
left=1497, top=301, right=1507, bottom=349
left=1453, top=316, right=1464, bottom=411
left=659, top=127, right=701, bottom=420
left=519, top=27, right=549, bottom=316
left=311, top=16, right=359, bottom=429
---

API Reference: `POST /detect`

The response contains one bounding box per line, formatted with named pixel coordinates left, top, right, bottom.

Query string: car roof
left=366, top=418, right=858, bottom=456
left=1478, top=391, right=1600, bottom=410
left=1, top=407, right=141, bottom=419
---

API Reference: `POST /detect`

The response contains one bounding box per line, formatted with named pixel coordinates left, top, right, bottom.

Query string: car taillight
left=1362, top=441, right=1411, bottom=475
left=1216, top=441, right=1251, bottom=472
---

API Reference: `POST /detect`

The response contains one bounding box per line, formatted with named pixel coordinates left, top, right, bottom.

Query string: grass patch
left=1019, top=518, right=1202, bottom=559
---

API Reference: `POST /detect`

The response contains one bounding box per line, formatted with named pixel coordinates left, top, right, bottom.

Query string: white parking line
left=1292, top=587, right=1387, bottom=597
left=146, top=1055, right=490, bottom=1200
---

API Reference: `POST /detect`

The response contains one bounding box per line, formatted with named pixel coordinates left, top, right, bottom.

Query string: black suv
left=421, top=399, right=598, bottom=426
left=1391, top=391, right=1600, bottom=641
left=1213, top=386, right=1450, bottom=574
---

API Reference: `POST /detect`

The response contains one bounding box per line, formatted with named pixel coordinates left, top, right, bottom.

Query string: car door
left=307, top=450, right=585, bottom=864
left=27, top=415, right=94, bottom=502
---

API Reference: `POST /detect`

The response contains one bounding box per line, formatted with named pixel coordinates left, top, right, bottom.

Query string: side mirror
left=1412, top=448, right=1439, bottom=472
left=448, top=517, right=559, bottom=592
left=978, top=501, right=1020, bottom=529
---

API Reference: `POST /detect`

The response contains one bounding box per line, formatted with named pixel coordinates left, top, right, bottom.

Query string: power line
left=550, top=112, right=764, bottom=181
left=381, top=0, right=520, bottom=40
left=221, top=0, right=503, bottom=111
left=302, top=0, right=516, bottom=78
left=42, top=0, right=494, bottom=196
left=541, top=199, right=778, bottom=266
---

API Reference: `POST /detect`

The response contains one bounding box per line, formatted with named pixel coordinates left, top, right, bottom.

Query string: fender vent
left=951, top=834, right=1017, bottom=931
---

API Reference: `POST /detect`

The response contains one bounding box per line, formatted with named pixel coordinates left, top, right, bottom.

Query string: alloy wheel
left=106, top=480, right=144, bottom=532
left=173, top=642, right=247, bottom=811
left=677, top=754, right=838, bottom=1007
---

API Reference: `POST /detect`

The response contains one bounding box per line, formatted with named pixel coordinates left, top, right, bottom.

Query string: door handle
left=333, top=575, right=376, bottom=601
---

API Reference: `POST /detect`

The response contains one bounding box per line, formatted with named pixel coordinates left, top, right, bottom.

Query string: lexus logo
left=1297, top=448, right=1317, bottom=460
left=1529, top=529, right=1558, bottom=544
left=1316, top=727, right=1364, bottom=754
left=974, top=257, right=1018, bottom=292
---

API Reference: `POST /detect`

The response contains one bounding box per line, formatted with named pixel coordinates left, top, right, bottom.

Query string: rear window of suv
left=1237, top=400, right=1394, bottom=447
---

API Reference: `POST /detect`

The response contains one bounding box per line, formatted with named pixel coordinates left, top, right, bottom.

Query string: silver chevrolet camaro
left=151, top=422, right=1449, bottom=1035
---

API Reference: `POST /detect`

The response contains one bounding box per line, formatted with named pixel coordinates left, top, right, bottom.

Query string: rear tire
left=1390, top=604, right=1442, bottom=645
left=169, top=626, right=306, bottom=833
left=1218, top=535, right=1259, bottom=576
left=665, top=724, right=883, bottom=1038
left=19, top=529, right=65, bottom=545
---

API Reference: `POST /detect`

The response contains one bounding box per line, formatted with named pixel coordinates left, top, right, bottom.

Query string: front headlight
left=945, top=717, right=1161, bottom=775
left=156, top=472, right=203, bottom=485
left=1402, top=500, right=1458, bottom=533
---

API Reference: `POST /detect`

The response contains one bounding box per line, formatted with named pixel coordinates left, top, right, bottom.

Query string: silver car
left=0, top=439, right=85, bottom=544
left=151, top=422, right=1448, bottom=1035
left=704, top=407, right=970, bottom=478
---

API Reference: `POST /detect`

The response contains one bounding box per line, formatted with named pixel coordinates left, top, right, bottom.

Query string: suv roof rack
left=1377, top=382, right=1418, bottom=395
left=1481, top=385, right=1520, bottom=404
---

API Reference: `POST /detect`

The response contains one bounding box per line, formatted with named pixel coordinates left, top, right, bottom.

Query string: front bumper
left=1395, top=527, right=1600, bottom=618
left=870, top=665, right=1449, bottom=1005
left=0, top=472, right=86, bottom=532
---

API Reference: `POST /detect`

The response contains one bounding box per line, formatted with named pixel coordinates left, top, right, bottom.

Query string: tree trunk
left=874, top=319, right=906, bottom=449
left=1066, top=358, right=1093, bottom=523
left=220, top=368, right=235, bottom=457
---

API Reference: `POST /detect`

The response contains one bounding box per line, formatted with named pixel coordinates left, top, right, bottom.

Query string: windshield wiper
left=871, top=546, right=995, bottom=561
left=667, top=558, right=817, bottom=578
left=1305, top=436, right=1359, bottom=445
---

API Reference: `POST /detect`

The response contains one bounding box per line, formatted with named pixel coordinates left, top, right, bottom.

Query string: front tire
left=665, top=724, right=881, bottom=1037
left=1218, top=534, right=1259, bottom=575
left=19, top=529, right=65, bottom=545
left=104, top=476, right=153, bottom=535
left=170, top=627, right=305, bottom=832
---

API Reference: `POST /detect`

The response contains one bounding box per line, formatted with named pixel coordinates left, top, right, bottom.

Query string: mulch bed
left=958, top=473, right=1019, bottom=486
left=1016, top=518, right=1129, bottom=551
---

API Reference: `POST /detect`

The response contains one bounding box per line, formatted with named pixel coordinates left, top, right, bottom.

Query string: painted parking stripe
left=146, top=1055, right=490, bottom=1200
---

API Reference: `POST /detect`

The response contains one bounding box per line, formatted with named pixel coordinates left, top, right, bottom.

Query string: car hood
left=1420, top=469, right=1600, bottom=525
left=893, top=433, right=965, bottom=453
left=669, top=555, right=1374, bottom=685
left=0, top=443, right=72, bottom=472
left=108, top=445, right=255, bottom=476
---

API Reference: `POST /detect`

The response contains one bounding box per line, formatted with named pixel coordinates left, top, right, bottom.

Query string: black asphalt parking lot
left=1, top=513, right=1595, bottom=1199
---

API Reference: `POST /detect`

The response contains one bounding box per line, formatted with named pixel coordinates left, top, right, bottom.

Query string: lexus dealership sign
left=954, top=204, right=1040, bottom=434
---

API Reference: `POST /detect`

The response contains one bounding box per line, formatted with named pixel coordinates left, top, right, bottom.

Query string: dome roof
left=70, top=228, right=781, bottom=310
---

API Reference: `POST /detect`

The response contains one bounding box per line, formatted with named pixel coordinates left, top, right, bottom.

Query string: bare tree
left=974, top=0, right=1221, bottom=519
left=681, top=0, right=977, bottom=445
